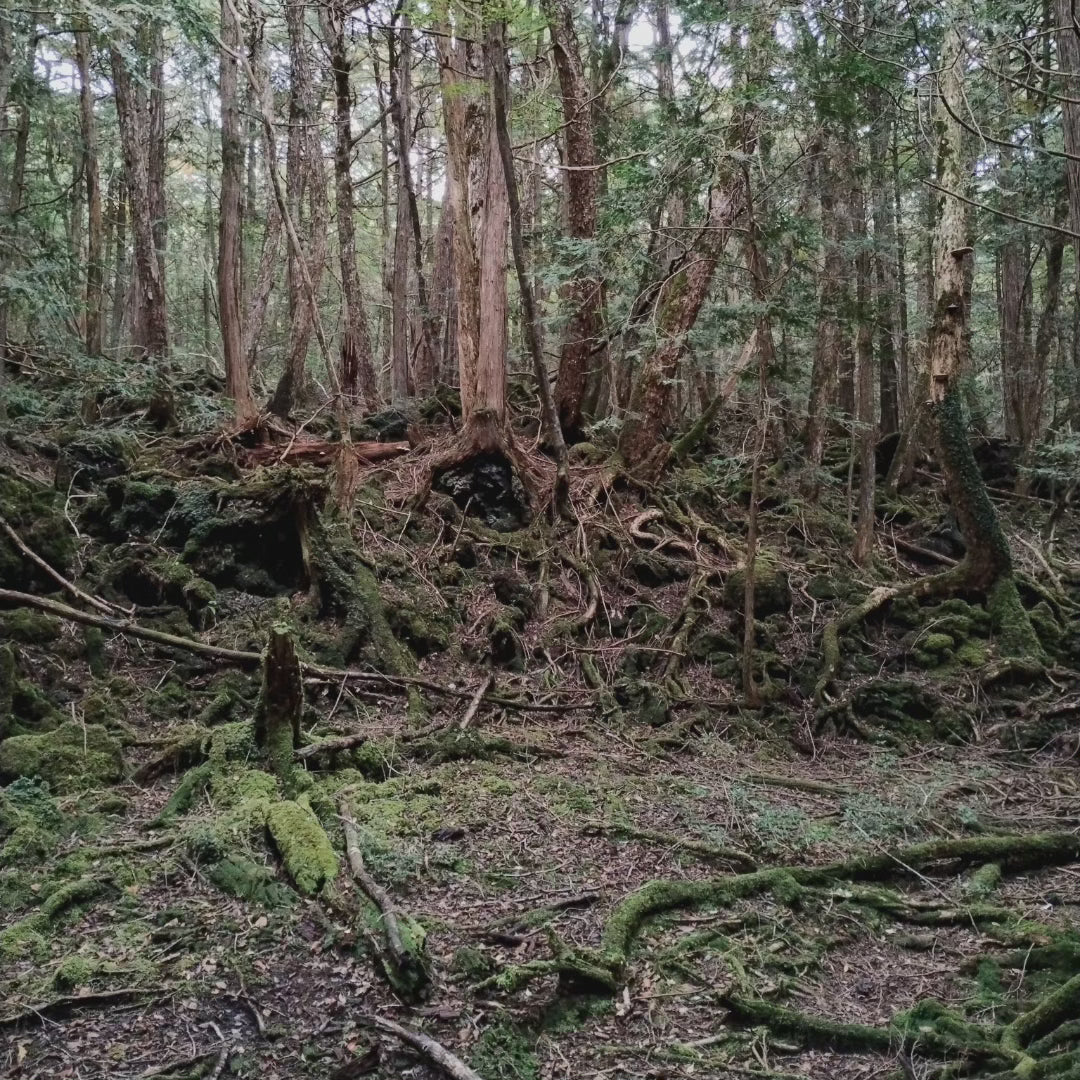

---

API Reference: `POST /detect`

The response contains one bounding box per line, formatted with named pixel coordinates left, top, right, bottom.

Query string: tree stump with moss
left=253, top=625, right=302, bottom=784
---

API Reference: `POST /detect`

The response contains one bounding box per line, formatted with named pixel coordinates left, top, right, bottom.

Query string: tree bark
left=617, top=181, right=742, bottom=472
left=389, top=19, right=413, bottom=406
left=219, top=0, right=254, bottom=418
left=269, top=0, right=330, bottom=419
left=324, top=0, right=379, bottom=410
left=544, top=0, right=607, bottom=438
left=74, top=22, right=103, bottom=357
left=852, top=170, right=876, bottom=566
left=109, top=43, right=169, bottom=359
left=436, top=28, right=481, bottom=420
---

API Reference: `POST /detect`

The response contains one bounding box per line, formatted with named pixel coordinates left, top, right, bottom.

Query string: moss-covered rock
left=0, top=609, right=61, bottom=644
left=0, top=776, right=64, bottom=862
left=266, top=798, right=338, bottom=895
left=0, top=722, right=123, bottom=791
left=0, top=469, right=75, bottom=589
left=53, top=953, right=97, bottom=990
left=725, top=557, right=792, bottom=616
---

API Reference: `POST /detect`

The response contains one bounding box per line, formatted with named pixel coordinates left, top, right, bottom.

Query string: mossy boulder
left=0, top=609, right=61, bottom=644
left=0, top=776, right=64, bottom=862
left=266, top=799, right=338, bottom=895
left=725, top=558, right=791, bottom=616
left=0, top=721, right=123, bottom=791
left=0, top=469, right=75, bottom=589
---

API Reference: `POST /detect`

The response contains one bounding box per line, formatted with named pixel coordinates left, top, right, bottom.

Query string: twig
left=206, top=1021, right=229, bottom=1080
left=339, top=802, right=413, bottom=972
left=295, top=732, right=369, bottom=761
left=459, top=673, right=494, bottom=730
left=0, top=514, right=129, bottom=616
left=361, top=1014, right=485, bottom=1080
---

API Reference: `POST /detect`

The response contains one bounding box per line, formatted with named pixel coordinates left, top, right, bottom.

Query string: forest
left=2, top=0, right=1080, bottom=1077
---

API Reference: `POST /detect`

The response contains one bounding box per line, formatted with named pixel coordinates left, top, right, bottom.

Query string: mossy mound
left=0, top=469, right=75, bottom=589
left=266, top=798, right=338, bottom=895
left=724, top=557, right=792, bottom=616
left=0, top=609, right=61, bottom=644
left=0, top=721, right=123, bottom=791
left=0, top=776, right=64, bottom=862
left=106, top=551, right=217, bottom=628
left=847, top=678, right=969, bottom=743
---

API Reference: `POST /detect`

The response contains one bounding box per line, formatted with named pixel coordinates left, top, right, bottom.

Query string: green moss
left=469, top=1021, right=540, bottom=1080
left=207, top=721, right=257, bottom=771
left=206, top=856, right=295, bottom=908
left=954, top=640, right=988, bottom=667
left=84, top=628, right=107, bottom=677
left=452, top=945, right=496, bottom=980
left=53, top=953, right=97, bottom=990
left=988, top=575, right=1046, bottom=662
left=0, top=609, right=61, bottom=644
left=921, top=632, right=955, bottom=655
left=151, top=762, right=213, bottom=827
left=41, top=876, right=103, bottom=918
left=0, top=470, right=75, bottom=589
left=725, top=555, right=792, bottom=616
left=266, top=799, right=338, bottom=895
left=0, top=722, right=123, bottom=791
left=0, top=914, right=48, bottom=960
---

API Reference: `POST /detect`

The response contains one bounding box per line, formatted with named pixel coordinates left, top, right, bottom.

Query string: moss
left=151, top=762, right=213, bottom=827
left=988, top=574, right=1046, bottom=662
left=966, top=862, right=1002, bottom=899
left=469, top=1021, right=540, bottom=1080
left=0, top=609, right=61, bottom=644
left=206, top=856, right=295, bottom=908
left=0, top=721, right=123, bottom=791
left=41, top=876, right=103, bottom=918
left=207, top=721, right=258, bottom=771
left=0, top=469, right=75, bottom=589
left=452, top=945, right=496, bottom=981
left=84, top=627, right=107, bottom=677
left=53, top=953, right=97, bottom=990
left=0, top=914, right=48, bottom=960
left=725, top=555, right=792, bottom=616
left=266, top=799, right=338, bottom=895
left=954, top=640, right=988, bottom=667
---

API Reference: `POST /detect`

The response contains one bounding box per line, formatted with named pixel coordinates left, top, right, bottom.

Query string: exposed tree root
left=0, top=988, right=156, bottom=1030
left=585, top=819, right=757, bottom=870
left=361, top=1014, right=483, bottom=1080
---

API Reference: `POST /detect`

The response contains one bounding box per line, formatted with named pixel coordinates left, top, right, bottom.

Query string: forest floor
left=2, top=375, right=1080, bottom=1080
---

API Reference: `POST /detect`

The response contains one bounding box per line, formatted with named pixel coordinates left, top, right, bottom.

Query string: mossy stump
left=253, top=624, right=302, bottom=786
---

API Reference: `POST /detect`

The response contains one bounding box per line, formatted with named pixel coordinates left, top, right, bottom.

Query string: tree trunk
left=389, top=20, right=413, bottom=406
left=325, top=0, right=379, bottom=410
left=146, top=22, right=167, bottom=283
left=436, top=28, right=481, bottom=420
left=852, top=171, right=876, bottom=566
left=75, top=23, right=103, bottom=357
left=544, top=0, right=606, bottom=438
left=219, top=0, right=254, bottom=418
left=109, top=181, right=128, bottom=352
left=109, top=44, right=169, bottom=359
left=487, top=19, right=569, bottom=505
left=617, top=181, right=742, bottom=472
left=269, top=0, right=330, bottom=419
left=998, top=213, right=1033, bottom=443
left=870, top=105, right=898, bottom=436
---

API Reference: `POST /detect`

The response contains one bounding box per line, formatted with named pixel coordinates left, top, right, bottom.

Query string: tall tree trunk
left=617, top=180, right=742, bottom=472
left=109, top=180, right=128, bottom=352
left=852, top=171, right=876, bottom=565
left=892, top=124, right=911, bottom=416
left=389, top=20, right=412, bottom=406
left=269, top=0, right=330, bottom=419
left=324, top=0, right=378, bottom=410
left=488, top=18, right=569, bottom=504
left=109, top=44, right=169, bottom=358
left=870, top=105, right=898, bottom=436
left=436, top=28, right=481, bottom=420
left=927, top=14, right=1035, bottom=660
left=544, top=0, right=606, bottom=438
left=219, top=0, right=253, bottom=417
left=998, top=196, right=1033, bottom=443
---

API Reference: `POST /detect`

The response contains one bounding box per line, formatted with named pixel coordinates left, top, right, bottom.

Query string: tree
left=110, top=36, right=169, bottom=359
left=219, top=0, right=253, bottom=418
left=925, top=13, right=1039, bottom=654
left=544, top=0, right=606, bottom=438
left=74, top=20, right=103, bottom=357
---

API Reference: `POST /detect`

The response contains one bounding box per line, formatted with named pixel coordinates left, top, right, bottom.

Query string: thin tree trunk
left=219, top=0, right=253, bottom=418
left=544, top=0, right=607, bottom=438
left=109, top=44, right=168, bottom=358
left=617, top=181, right=743, bottom=472
left=389, top=20, right=412, bottom=405
left=487, top=18, right=569, bottom=504
left=324, top=0, right=379, bottom=410
left=109, top=181, right=128, bottom=352
left=853, top=171, right=876, bottom=566
left=871, top=106, right=898, bottom=436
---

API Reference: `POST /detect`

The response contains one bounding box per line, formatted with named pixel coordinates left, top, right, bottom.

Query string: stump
left=253, top=624, right=302, bottom=784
